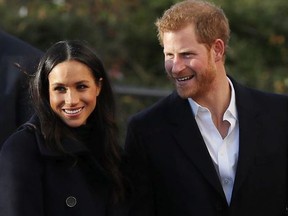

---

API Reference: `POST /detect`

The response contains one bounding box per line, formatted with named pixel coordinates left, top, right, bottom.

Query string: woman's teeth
left=64, top=108, right=82, bottom=114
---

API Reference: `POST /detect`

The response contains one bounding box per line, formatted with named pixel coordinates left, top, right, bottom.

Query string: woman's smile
left=63, top=107, right=84, bottom=115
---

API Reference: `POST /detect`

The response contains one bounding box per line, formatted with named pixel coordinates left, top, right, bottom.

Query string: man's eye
left=183, top=52, right=196, bottom=58
left=183, top=53, right=192, bottom=58
left=165, top=53, right=174, bottom=59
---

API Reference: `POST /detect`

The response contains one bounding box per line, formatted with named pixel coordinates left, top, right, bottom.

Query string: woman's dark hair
left=30, top=40, right=125, bottom=202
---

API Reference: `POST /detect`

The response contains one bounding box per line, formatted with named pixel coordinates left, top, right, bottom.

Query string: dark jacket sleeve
left=0, top=128, right=45, bottom=216
left=0, top=30, right=43, bottom=146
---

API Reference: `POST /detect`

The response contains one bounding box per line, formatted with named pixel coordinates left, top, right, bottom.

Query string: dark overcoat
left=125, top=78, right=288, bottom=216
left=0, top=115, right=126, bottom=216
left=0, top=30, right=43, bottom=146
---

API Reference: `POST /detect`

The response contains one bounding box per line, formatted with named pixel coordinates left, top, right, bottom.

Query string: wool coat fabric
left=0, top=115, right=127, bottom=216
left=125, top=78, right=288, bottom=216
left=0, top=29, right=43, bottom=146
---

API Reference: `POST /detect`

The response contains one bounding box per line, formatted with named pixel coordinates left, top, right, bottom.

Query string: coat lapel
left=166, top=92, right=225, bottom=198
left=166, top=81, right=264, bottom=202
left=231, top=81, right=262, bottom=200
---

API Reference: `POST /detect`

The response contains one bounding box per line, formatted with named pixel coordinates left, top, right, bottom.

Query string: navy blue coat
left=0, top=30, right=43, bottom=146
left=0, top=115, right=127, bottom=216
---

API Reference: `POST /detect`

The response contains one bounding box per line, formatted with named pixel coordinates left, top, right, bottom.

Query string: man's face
left=163, top=24, right=217, bottom=100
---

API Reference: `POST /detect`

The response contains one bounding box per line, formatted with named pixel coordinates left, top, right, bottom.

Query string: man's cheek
left=164, top=59, right=173, bottom=74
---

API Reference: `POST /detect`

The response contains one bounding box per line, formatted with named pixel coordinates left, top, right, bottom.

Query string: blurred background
left=1, top=0, right=288, bottom=143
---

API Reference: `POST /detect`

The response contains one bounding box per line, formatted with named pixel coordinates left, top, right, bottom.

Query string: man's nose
left=171, top=56, right=186, bottom=74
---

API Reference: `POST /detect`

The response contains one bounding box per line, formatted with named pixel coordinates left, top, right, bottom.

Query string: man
left=125, top=1, right=288, bottom=215
left=0, top=29, right=43, bottom=146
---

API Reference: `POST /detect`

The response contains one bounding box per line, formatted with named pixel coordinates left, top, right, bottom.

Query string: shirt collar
left=188, top=77, right=238, bottom=120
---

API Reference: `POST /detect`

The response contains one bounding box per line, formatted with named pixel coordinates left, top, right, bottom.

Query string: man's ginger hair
left=155, top=0, right=230, bottom=52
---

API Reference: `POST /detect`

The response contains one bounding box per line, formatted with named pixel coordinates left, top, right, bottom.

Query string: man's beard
left=169, top=61, right=217, bottom=99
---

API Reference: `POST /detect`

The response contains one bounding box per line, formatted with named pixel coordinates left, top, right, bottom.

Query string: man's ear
left=212, top=39, right=225, bottom=62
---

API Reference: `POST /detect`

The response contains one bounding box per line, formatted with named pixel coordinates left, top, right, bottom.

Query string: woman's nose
left=65, top=90, right=79, bottom=105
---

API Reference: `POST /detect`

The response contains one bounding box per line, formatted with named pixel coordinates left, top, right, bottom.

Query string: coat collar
left=27, top=115, right=89, bottom=157
left=25, top=115, right=110, bottom=185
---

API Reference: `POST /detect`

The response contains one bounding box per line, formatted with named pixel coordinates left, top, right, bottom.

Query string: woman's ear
left=96, top=78, right=103, bottom=96
left=212, top=39, right=225, bottom=62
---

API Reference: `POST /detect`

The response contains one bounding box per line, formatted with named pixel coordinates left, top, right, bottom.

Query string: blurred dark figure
left=0, top=29, right=43, bottom=146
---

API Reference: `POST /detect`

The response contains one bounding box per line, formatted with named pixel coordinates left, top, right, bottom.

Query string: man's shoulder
left=127, top=91, right=186, bottom=129
left=237, top=83, right=288, bottom=103
left=132, top=91, right=176, bottom=117
left=231, top=77, right=287, bottom=101
left=233, top=81, right=288, bottom=121
left=0, top=30, right=43, bottom=73
left=0, top=30, right=42, bottom=56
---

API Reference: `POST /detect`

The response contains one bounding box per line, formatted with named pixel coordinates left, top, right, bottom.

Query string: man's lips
left=175, top=75, right=194, bottom=82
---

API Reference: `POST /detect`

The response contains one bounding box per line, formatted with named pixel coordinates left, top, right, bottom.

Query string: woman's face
left=48, top=60, right=101, bottom=127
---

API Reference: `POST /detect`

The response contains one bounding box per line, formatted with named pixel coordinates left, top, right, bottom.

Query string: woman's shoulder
left=0, top=120, right=41, bottom=162
left=0, top=119, right=44, bottom=194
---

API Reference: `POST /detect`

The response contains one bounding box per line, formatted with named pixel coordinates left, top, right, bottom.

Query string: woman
left=0, top=40, right=128, bottom=216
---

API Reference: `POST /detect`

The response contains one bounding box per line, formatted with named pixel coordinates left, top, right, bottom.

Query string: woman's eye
left=77, top=84, right=88, bottom=90
left=54, top=86, right=66, bottom=92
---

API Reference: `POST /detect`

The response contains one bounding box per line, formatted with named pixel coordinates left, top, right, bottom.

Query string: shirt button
left=66, top=196, right=77, bottom=207
left=223, top=177, right=232, bottom=185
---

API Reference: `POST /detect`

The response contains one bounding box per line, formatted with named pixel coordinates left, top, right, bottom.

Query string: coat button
left=66, top=196, right=77, bottom=207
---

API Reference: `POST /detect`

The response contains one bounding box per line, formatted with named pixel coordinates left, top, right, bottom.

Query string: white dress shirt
left=188, top=78, right=239, bottom=205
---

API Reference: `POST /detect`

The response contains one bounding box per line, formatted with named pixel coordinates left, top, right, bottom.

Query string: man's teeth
left=64, top=108, right=82, bottom=114
left=177, top=76, right=193, bottom=81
